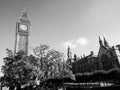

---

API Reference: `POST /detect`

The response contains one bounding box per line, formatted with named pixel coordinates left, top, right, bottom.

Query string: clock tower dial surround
left=20, top=24, right=27, bottom=31
left=14, top=11, right=31, bottom=55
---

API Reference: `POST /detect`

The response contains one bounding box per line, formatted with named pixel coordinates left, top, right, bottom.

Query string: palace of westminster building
left=68, top=36, right=120, bottom=74
left=14, top=11, right=120, bottom=74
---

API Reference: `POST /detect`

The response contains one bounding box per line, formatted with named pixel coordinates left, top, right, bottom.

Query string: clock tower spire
left=14, top=10, right=31, bottom=55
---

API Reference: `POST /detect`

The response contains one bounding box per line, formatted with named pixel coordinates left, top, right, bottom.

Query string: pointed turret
left=67, top=46, right=72, bottom=59
left=103, top=36, right=110, bottom=48
left=73, top=54, right=77, bottom=62
left=99, top=36, right=103, bottom=46
left=67, top=46, right=72, bottom=68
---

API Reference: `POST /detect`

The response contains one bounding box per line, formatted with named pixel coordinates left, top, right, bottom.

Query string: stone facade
left=70, top=36, right=120, bottom=74
left=14, top=10, right=30, bottom=55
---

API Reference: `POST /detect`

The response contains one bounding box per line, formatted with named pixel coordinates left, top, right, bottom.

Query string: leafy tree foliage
left=33, top=44, right=74, bottom=83
left=107, top=68, right=120, bottom=82
left=75, top=68, right=120, bottom=84
left=1, top=49, right=37, bottom=90
left=1, top=44, right=74, bottom=90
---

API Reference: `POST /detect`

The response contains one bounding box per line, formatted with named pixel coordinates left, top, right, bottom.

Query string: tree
left=107, top=68, right=120, bottom=83
left=33, top=44, right=74, bottom=86
left=1, top=44, right=74, bottom=90
left=1, top=50, right=37, bottom=90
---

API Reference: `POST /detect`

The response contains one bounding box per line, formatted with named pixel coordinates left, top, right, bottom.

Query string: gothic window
left=100, top=54, right=110, bottom=71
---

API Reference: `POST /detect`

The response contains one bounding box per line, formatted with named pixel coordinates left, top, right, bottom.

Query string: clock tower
left=14, top=10, right=30, bottom=55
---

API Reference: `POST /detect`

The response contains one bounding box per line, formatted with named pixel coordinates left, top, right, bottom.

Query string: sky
left=1, top=0, right=120, bottom=76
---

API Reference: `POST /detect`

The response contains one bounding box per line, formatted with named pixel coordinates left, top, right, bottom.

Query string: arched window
left=100, top=54, right=111, bottom=71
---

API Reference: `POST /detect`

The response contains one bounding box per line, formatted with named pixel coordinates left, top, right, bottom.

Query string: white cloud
left=76, top=37, right=88, bottom=46
left=63, top=40, right=77, bottom=49
left=62, top=37, right=88, bottom=49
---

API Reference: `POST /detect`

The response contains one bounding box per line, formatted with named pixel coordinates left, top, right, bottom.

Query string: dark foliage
left=75, top=68, right=120, bottom=83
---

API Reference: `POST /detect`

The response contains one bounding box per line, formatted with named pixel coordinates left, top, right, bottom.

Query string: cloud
left=62, top=37, right=88, bottom=49
left=76, top=37, right=88, bottom=46
left=63, top=40, right=77, bottom=49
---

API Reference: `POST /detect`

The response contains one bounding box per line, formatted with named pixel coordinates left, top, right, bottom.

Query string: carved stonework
left=14, top=11, right=30, bottom=55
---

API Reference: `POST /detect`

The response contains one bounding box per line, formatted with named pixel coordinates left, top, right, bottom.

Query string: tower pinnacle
left=103, top=36, right=109, bottom=48
left=99, top=36, right=103, bottom=46
left=67, top=46, right=72, bottom=59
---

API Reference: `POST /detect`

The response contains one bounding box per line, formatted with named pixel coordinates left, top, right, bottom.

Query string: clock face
left=20, top=24, right=27, bottom=31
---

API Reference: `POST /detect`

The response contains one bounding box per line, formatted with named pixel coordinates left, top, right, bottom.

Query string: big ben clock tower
left=14, top=10, right=30, bottom=55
